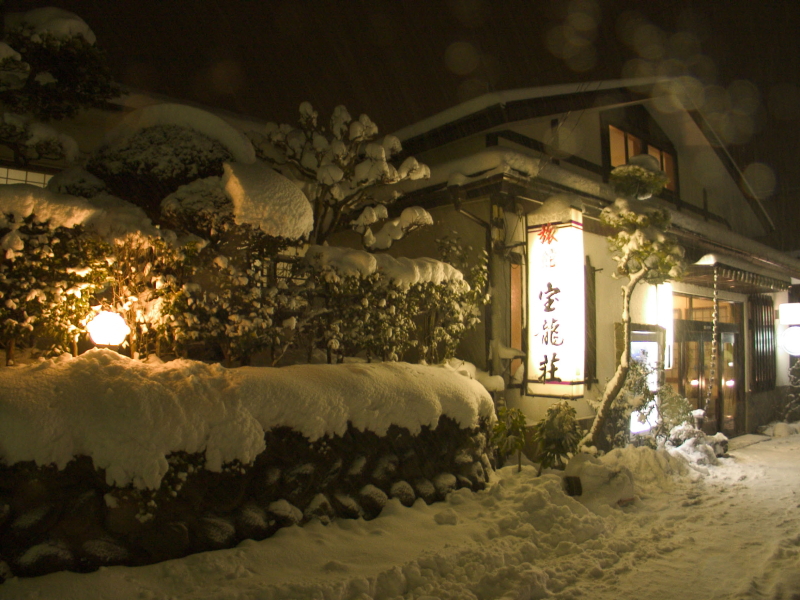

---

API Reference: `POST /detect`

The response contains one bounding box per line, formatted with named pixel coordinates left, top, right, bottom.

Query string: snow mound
left=0, top=184, right=160, bottom=243
left=84, top=193, right=161, bottom=242
left=596, top=445, right=689, bottom=493
left=0, top=184, right=95, bottom=230
left=306, top=244, right=463, bottom=287
left=446, top=358, right=505, bottom=392
left=0, top=350, right=494, bottom=490
left=222, top=161, right=313, bottom=239
left=5, top=7, right=96, bottom=44
left=762, top=421, right=800, bottom=437
left=105, top=104, right=256, bottom=165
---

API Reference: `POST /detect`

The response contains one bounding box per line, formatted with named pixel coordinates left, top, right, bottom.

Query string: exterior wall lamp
left=779, top=303, right=800, bottom=356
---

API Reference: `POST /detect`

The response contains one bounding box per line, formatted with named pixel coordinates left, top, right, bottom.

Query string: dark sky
left=7, top=0, right=800, bottom=249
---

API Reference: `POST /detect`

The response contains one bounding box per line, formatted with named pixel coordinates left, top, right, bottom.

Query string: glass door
left=667, top=323, right=743, bottom=436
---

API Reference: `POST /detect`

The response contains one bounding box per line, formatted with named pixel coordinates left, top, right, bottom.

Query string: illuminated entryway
left=665, top=294, right=744, bottom=436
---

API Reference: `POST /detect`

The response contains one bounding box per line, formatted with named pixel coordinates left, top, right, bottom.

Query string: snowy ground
left=3, top=433, right=800, bottom=600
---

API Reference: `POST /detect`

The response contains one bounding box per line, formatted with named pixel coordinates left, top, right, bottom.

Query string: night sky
left=6, top=0, right=800, bottom=250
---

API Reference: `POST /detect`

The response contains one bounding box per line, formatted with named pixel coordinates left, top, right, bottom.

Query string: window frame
left=600, top=108, right=680, bottom=201
left=0, top=165, right=57, bottom=188
left=748, top=294, right=776, bottom=393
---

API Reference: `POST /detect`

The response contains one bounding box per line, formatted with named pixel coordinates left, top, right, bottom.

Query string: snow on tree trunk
left=580, top=268, right=646, bottom=452
left=579, top=199, right=685, bottom=454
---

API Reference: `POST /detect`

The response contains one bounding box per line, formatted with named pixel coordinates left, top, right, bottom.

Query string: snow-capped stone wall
left=0, top=351, right=495, bottom=578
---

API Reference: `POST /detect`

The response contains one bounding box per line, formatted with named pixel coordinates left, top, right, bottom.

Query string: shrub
left=529, top=401, right=581, bottom=475
left=0, top=214, right=108, bottom=364
left=492, top=407, right=527, bottom=473
left=87, top=125, right=233, bottom=219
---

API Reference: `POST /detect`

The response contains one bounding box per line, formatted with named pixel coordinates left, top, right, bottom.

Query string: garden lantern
left=86, top=311, right=130, bottom=347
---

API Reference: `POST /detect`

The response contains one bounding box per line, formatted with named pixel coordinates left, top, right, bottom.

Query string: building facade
left=387, top=79, right=800, bottom=437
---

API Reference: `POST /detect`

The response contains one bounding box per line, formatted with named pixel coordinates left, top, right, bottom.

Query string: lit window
left=0, top=167, right=53, bottom=188
left=608, top=125, right=676, bottom=191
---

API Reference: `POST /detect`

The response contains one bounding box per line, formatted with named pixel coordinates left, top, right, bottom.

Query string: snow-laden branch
left=249, top=102, right=430, bottom=245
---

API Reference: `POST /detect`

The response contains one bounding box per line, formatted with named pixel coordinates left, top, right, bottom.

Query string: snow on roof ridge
left=104, top=103, right=257, bottom=164
left=393, top=77, right=670, bottom=142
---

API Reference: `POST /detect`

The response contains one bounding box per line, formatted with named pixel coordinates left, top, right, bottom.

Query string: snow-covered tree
left=87, top=125, right=234, bottom=221
left=581, top=199, right=685, bottom=453
left=0, top=7, right=119, bottom=166
left=157, top=177, right=299, bottom=365
left=423, top=235, right=489, bottom=364
left=249, top=102, right=431, bottom=246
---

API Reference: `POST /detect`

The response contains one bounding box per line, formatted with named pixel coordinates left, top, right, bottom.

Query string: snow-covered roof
left=393, top=77, right=666, bottom=142
left=4, top=7, right=96, bottom=44
left=104, top=103, right=257, bottom=164
left=222, top=161, right=313, bottom=240
left=0, top=350, right=494, bottom=490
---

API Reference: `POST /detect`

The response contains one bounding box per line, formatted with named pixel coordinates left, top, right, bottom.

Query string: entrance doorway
left=666, top=295, right=744, bottom=436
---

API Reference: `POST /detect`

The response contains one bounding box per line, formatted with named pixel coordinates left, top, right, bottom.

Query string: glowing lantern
left=527, top=197, right=585, bottom=398
left=86, top=311, right=130, bottom=346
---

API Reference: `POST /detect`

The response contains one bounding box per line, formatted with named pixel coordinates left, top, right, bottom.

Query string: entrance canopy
left=682, top=254, right=790, bottom=295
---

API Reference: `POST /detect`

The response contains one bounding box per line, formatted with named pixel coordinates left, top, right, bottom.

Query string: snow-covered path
left=3, top=435, right=800, bottom=600
left=591, top=435, right=800, bottom=600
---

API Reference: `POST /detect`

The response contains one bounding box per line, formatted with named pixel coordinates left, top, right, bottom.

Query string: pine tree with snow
left=249, top=102, right=431, bottom=246
left=0, top=7, right=119, bottom=166
left=581, top=199, right=685, bottom=453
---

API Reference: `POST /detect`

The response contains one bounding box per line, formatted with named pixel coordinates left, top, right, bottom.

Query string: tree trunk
left=580, top=269, right=647, bottom=453
left=5, top=338, right=15, bottom=366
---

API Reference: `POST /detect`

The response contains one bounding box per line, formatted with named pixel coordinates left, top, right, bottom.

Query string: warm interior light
left=690, top=379, right=700, bottom=386
left=725, top=380, right=735, bottom=387
left=86, top=311, right=130, bottom=346
left=781, top=325, right=800, bottom=356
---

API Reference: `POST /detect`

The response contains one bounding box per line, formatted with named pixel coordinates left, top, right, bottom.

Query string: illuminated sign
left=527, top=206, right=585, bottom=398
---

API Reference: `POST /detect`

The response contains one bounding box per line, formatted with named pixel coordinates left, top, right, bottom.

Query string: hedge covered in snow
left=0, top=351, right=495, bottom=578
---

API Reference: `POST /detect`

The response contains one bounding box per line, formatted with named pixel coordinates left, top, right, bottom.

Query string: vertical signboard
left=527, top=206, right=585, bottom=398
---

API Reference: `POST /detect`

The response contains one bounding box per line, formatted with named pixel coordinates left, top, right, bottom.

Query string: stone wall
left=0, top=416, right=493, bottom=580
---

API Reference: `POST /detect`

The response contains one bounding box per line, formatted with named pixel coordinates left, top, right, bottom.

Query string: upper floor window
left=609, top=124, right=676, bottom=192
left=0, top=167, right=53, bottom=188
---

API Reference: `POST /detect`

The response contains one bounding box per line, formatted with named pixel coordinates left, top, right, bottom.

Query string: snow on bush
left=103, top=103, right=256, bottom=164
left=89, top=124, right=233, bottom=183
left=0, top=183, right=159, bottom=246
left=250, top=102, right=430, bottom=246
left=222, top=160, right=313, bottom=240
left=302, top=243, right=485, bottom=363
left=0, top=349, right=495, bottom=490
left=305, top=244, right=462, bottom=287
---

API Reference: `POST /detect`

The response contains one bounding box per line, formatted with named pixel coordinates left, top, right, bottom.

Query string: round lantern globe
left=87, top=311, right=131, bottom=346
